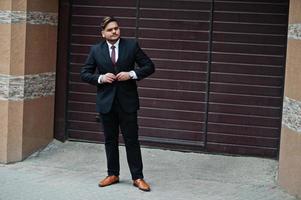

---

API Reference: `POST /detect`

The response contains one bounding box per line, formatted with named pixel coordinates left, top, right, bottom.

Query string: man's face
left=101, top=21, right=120, bottom=43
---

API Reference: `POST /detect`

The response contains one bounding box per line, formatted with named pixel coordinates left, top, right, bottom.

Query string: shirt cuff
left=98, top=75, right=103, bottom=84
left=129, top=71, right=138, bottom=79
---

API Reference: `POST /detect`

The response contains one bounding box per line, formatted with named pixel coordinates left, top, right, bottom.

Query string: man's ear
left=101, top=31, right=105, bottom=38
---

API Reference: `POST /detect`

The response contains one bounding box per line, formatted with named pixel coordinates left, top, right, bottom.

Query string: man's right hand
left=102, top=73, right=116, bottom=83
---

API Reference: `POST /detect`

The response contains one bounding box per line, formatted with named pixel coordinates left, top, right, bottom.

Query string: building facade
left=0, top=0, right=57, bottom=163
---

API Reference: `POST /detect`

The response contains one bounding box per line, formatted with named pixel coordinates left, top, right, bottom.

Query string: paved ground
left=0, top=140, right=299, bottom=200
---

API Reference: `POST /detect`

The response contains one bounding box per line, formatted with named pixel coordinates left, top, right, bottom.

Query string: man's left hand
left=116, top=72, right=131, bottom=81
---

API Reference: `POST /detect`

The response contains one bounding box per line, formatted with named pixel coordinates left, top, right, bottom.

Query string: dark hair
left=101, top=16, right=118, bottom=30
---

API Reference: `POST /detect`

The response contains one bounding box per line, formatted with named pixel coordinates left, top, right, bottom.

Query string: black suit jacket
left=80, top=38, right=155, bottom=114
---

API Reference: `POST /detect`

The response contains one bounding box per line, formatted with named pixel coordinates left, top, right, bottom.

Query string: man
left=80, top=16, right=155, bottom=192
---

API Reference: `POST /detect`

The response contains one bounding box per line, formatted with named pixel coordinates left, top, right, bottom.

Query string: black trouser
left=100, top=98, right=143, bottom=180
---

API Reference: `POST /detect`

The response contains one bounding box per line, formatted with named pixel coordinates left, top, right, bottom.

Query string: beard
left=107, top=35, right=120, bottom=43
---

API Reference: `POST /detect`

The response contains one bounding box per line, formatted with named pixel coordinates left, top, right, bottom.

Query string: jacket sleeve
left=133, top=42, right=155, bottom=80
left=80, top=46, right=100, bottom=86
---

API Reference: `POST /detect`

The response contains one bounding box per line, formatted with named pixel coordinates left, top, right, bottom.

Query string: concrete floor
left=0, top=140, right=298, bottom=200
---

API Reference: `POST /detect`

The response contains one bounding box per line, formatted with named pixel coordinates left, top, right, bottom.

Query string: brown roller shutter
left=207, top=0, right=289, bottom=157
left=136, top=0, right=212, bottom=149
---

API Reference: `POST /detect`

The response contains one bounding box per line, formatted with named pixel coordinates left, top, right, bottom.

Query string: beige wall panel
left=0, top=0, right=11, bottom=10
left=27, top=0, right=58, bottom=12
left=10, top=23, right=26, bottom=75
left=22, top=96, right=54, bottom=158
left=25, top=24, right=58, bottom=74
left=0, top=100, right=8, bottom=163
left=284, top=39, right=301, bottom=100
left=48, top=25, right=58, bottom=73
left=289, top=0, right=301, bottom=24
left=0, top=24, right=11, bottom=75
left=279, top=127, right=301, bottom=198
left=6, top=101, right=23, bottom=162
left=11, top=0, right=27, bottom=11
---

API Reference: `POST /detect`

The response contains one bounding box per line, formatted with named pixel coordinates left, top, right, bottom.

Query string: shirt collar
left=106, top=39, right=120, bottom=49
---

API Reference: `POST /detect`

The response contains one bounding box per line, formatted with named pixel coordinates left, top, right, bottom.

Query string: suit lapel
left=116, top=38, right=129, bottom=73
left=100, top=41, right=111, bottom=64
left=98, top=41, right=116, bottom=72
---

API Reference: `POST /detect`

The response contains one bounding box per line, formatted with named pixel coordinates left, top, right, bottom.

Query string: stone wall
left=279, top=0, right=301, bottom=198
left=0, top=0, right=58, bottom=163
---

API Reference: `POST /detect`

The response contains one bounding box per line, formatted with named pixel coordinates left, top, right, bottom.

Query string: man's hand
left=102, top=73, right=116, bottom=83
left=116, top=72, right=131, bottom=81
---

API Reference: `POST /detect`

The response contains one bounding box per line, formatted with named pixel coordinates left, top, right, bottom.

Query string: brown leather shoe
left=98, top=175, right=119, bottom=187
left=133, top=179, right=151, bottom=191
